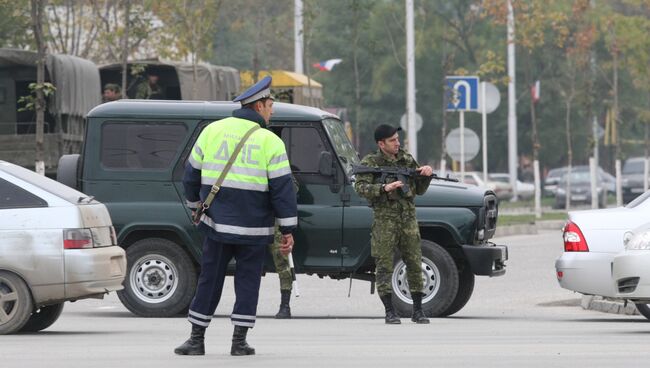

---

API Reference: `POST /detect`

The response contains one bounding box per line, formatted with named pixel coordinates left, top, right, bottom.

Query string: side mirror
left=318, top=151, right=334, bottom=176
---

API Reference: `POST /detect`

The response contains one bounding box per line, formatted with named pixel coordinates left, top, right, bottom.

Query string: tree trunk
left=31, top=0, right=47, bottom=175
left=121, top=0, right=131, bottom=98
left=564, top=97, right=573, bottom=210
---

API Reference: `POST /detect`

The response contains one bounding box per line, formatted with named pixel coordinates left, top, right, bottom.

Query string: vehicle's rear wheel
left=117, top=238, right=197, bottom=317
left=439, top=264, right=475, bottom=317
left=635, top=303, right=650, bottom=320
left=0, top=271, right=33, bottom=335
left=391, top=240, right=459, bottom=318
left=20, top=303, right=64, bottom=332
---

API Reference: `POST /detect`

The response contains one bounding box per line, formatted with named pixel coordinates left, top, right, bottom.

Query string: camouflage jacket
left=353, top=148, right=432, bottom=215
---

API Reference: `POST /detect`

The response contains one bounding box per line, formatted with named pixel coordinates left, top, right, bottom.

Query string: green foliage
left=0, top=0, right=32, bottom=48
left=17, top=82, right=56, bottom=112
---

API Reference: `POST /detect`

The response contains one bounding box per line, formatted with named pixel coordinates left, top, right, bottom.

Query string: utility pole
left=406, top=0, right=417, bottom=160
left=507, top=0, right=518, bottom=200
left=294, top=0, right=304, bottom=74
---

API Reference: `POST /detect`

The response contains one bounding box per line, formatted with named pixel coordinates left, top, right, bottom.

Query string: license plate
left=571, top=195, right=587, bottom=201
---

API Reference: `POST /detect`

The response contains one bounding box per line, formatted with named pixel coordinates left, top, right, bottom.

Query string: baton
left=287, top=252, right=300, bottom=297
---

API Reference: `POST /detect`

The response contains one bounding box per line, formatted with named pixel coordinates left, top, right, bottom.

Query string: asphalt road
left=2, top=231, right=650, bottom=368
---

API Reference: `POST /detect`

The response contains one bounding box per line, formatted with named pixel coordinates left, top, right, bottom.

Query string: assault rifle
left=351, top=165, right=459, bottom=195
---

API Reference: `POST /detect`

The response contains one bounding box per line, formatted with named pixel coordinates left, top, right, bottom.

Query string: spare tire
left=57, top=154, right=80, bottom=189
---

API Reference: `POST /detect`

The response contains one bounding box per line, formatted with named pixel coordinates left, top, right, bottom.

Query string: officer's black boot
left=379, top=294, right=401, bottom=324
left=231, top=325, right=256, bottom=356
left=275, top=290, right=292, bottom=319
left=174, top=324, right=206, bottom=355
left=411, top=292, right=430, bottom=324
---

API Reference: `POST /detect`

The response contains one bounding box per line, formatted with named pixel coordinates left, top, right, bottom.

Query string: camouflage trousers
left=269, top=228, right=292, bottom=291
left=371, top=211, right=423, bottom=297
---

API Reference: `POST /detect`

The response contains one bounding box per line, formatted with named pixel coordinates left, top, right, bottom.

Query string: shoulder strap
left=201, top=125, right=260, bottom=210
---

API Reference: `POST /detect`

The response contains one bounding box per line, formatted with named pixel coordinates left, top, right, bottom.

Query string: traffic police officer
left=175, top=76, right=298, bottom=356
left=353, top=124, right=433, bottom=324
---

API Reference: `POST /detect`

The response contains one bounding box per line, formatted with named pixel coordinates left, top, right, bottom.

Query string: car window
left=0, top=177, right=47, bottom=209
left=101, top=121, right=187, bottom=170
left=281, top=127, right=327, bottom=173
left=322, top=118, right=359, bottom=174
left=624, top=159, right=644, bottom=174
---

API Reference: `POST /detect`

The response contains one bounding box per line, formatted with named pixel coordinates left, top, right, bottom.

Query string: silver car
left=0, top=161, right=126, bottom=334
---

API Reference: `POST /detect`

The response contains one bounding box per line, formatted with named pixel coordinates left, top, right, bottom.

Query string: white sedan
left=612, top=223, right=650, bottom=305
left=555, top=190, right=650, bottom=319
left=0, top=161, right=126, bottom=334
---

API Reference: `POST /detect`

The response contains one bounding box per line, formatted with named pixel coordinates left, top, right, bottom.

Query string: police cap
left=233, top=76, right=274, bottom=105
left=374, top=124, right=402, bottom=142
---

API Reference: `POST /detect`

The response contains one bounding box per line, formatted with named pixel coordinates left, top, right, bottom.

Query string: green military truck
left=57, top=100, right=507, bottom=318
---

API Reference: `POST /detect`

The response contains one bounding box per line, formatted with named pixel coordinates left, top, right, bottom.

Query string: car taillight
left=563, top=221, right=589, bottom=252
left=63, top=229, right=94, bottom=249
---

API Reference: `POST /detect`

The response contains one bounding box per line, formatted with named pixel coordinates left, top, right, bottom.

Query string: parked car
left=622, top=157, right=649, bottom=204
left=545, top=165, right=615, bottom=197
left=544, top=167, right=568, bottom=197
left=555, top=190, right=650, bottom=319
left=612, top=221, right=650, bottom=319
left=461, top=171, right=513, bottom=200
left=553, top=171, right=608, bottom=209
left=489, top=173, right=534, bottom=200
left=0, top=161, right=126, bottom=334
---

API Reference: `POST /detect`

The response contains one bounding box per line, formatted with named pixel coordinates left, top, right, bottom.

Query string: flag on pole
left=312, top=58, right=342, bottom=71
left=531, top=80, right=540, bottom=104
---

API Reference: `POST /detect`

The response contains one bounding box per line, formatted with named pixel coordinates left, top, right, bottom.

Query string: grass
left=497, top=211, right=568, bottom=226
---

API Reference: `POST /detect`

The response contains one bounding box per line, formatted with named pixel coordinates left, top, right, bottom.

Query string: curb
left=495, top=220, right=565, bottom=237
left=581, top=295, right=639, bottom=316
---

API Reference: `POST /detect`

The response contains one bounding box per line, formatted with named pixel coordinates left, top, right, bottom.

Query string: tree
left=0, top=0, right=32, bottom=48
left=150, top=0, right=223, bottom=99
left=30, top=0, right=47, bottom=175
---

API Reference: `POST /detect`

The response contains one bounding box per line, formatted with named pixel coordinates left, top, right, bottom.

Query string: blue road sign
left=446, top=76, right=479, bottom=111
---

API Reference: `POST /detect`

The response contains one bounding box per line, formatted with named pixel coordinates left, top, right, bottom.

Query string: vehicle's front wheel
left=117, top=238, right=197, bottom=317
left=439, top=264, right=475, bottom=317
left=635, top=303, right=650, bottom=320
left=391, top=240, right=459, bottom=318
left=20, top=303, right=64, bottom=332
left=0, top=271, right=33, bottom=335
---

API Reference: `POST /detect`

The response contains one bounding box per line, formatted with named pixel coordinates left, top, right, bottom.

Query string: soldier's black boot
left=231, top=325, right=255, bottom=356
left=411, top=292, right=430, bottom=324
left=275, top=290, right=292, bottom=319
left=379, top=294, right=401, bottom=324
left=174, top=324, right=206, bottom=355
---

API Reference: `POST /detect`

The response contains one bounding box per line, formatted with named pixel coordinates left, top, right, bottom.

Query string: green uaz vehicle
left=57, top=100, right=507, bottom=318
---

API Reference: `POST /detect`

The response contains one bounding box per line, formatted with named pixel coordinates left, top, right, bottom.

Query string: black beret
left=374, top=124, right=402, bottom=142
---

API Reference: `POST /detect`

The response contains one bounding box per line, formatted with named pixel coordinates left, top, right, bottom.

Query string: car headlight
left=625, top=230, right=650, bottom=250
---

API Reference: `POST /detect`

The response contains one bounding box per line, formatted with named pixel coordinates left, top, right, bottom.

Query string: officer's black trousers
left=187, top=237, right=265, bottom=329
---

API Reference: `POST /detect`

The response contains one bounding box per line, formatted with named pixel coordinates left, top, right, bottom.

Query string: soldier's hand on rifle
left=416, top=165, right=433, bottom=177
left=383, top=181, right=404, bottom=192
left=280, top=233, right=294, bottom=256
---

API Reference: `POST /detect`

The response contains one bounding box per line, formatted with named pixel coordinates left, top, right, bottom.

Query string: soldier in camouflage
left=269, top=229, right=293, bottom=318
left=353, top=124, right=433, bottom=324
left=269, top=174, right=300, bottom=319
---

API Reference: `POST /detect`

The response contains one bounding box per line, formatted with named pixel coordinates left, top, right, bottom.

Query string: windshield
left=322, top=118, right=359, bottom=175
left=560, top=171, right=591, bottom=184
